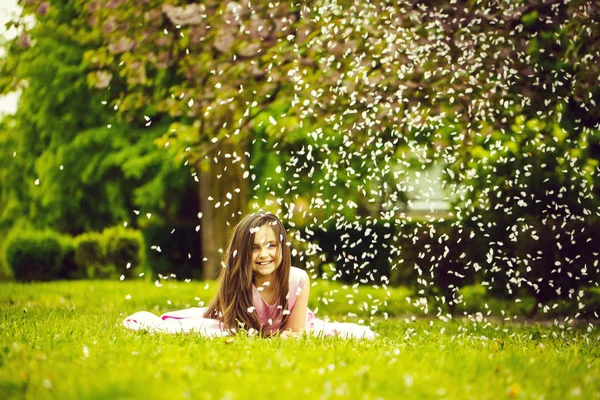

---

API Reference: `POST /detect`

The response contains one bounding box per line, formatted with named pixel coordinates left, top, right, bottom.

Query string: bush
left=304, top=220, right=395, bottom=284
left=445, top=116, right=600, bottom=312
left=103, top=226, right=144, bottom=278
left=1, top=227, right=145, bottom=281
left=389, top=217, right=478, bottom=300
left=310, top=278, right=419, bottom=318
left=57, top=235, right=84, bottom=279
left=299, top=213, right=600, bottom=317
left=74, top=232, right=108, bottom=278
left=3, top=230, right=73, bottom=281
left=74, top=227, right=145, bottom=279
left=542, top=286, right=600, bottom=318
left=0, top=228, right=11, bottom=280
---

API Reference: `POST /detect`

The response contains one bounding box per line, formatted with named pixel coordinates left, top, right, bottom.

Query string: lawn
left=1, top=280, right=598, bottom=399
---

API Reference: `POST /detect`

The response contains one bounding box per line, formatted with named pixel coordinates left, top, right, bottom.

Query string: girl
left=123, top=212, right=375, bottom=339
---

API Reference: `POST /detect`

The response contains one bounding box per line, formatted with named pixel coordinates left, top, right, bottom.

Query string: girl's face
left=251, top=224, right=282, bottom=277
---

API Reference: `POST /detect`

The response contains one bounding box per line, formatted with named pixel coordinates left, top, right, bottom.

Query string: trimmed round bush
left=74, top=227, right=145, bottom=279
left=74, top=232, right=109, bottom=278
left=3, top=230, right=64, bottom=281
left=102, top=226, right=144, bottom=278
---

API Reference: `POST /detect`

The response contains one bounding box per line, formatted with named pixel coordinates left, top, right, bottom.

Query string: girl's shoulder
left=289, top=266, right=309, bottom=286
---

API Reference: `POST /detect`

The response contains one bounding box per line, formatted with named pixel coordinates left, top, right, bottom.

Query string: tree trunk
left=198, top=138, right=249, bottom=280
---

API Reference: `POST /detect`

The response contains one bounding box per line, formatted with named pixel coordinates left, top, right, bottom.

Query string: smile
left=256, top=261, right=272, bottom=266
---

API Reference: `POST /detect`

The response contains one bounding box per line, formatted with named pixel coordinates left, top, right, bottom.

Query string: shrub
left=0, top=230, right=11, bottom=280
left=310, top=278, right=419, bottom=318
left=74, top=232, right=109, bottom=278
left=3, top=230, right=65, bottom=281
left=74, top=227, right=145, bottom=279
left=390, top=217, right=478, bottom=307
left=102, top=226, right=144, bottom=278
left=305, top=220, right=395, bottom=284
left=58, top=236, right=84, bottom=279
left=455, top=284, right=487, bottom=314
left=445, top=116, right=600, bottom=313
left=544, top=286, right=600, bottom=318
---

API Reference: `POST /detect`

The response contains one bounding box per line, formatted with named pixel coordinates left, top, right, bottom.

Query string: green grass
left=1, top=280, right=599, bottom=399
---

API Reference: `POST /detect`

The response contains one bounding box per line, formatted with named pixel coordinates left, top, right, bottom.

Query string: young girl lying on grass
left=123, top=212, right=375, bottom=339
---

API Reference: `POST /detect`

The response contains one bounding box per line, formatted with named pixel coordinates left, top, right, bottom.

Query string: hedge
left=296, top=216, right=600, bottom=316
left=74, top=227, right=145, bottom=279
left=74, top=231, right=109, bottom=278
left=2, top=230, right=76, bottom=281
left=103, top=226, right=145, bottom=278
left=3, top=227, right=145, bottom=281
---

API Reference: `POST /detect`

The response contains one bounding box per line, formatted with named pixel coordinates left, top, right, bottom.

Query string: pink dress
left=123, top=267, right=376, bottom=339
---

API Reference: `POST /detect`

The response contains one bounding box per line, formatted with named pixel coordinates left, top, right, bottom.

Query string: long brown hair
left=204, top=213, right=291, bottom=333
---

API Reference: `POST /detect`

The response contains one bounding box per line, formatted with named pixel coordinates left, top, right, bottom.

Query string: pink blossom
left=162, top=4, right=205, bottom=26
left=105, top=0, right=123, bottom=9
left=36, top=2, right=49, bottom=16
left=102, top=16, right=117, bottom=34
left=108, top=37, right=135, bottom=54
left=214, top=33, right=235, bottom=54
left=94, top=70, right=112, bottom=89
left=17, top=32, right=30, bottom=49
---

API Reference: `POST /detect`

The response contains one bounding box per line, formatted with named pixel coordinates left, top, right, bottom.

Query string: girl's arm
left=283, top=274, right=310, bottom=332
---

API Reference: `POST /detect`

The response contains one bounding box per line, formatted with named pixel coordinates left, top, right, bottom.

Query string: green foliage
left=446, top=114, right=600, bottom=309
left=248, top=113, right=409, bottom=224
left=309, top=279, right=418, bottom=319
left=74, top=227, right=145, bottom=279
left=1, top=226, right=145, bottom=281
left=0, top=1, right=111, bottom=231
left=2, top=0, right=600, bottom=295
left=303, top=219, right=395, bottom=284
left=103, top=226, right=144, bottom=278
left=456, top=284, right=535, bottom=317
left=58, top=234, right=83, bottom=280
left=0, top=0, right=197, bottom=238
left=302, top=213, right=599, bottom=317
left=456, top=284, right=600, bottom=319
left=74, top=231, right=107, bottom=278
left=2, top=230, right=75, bottom=281
left=583, top=287, right=600, bottom=318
